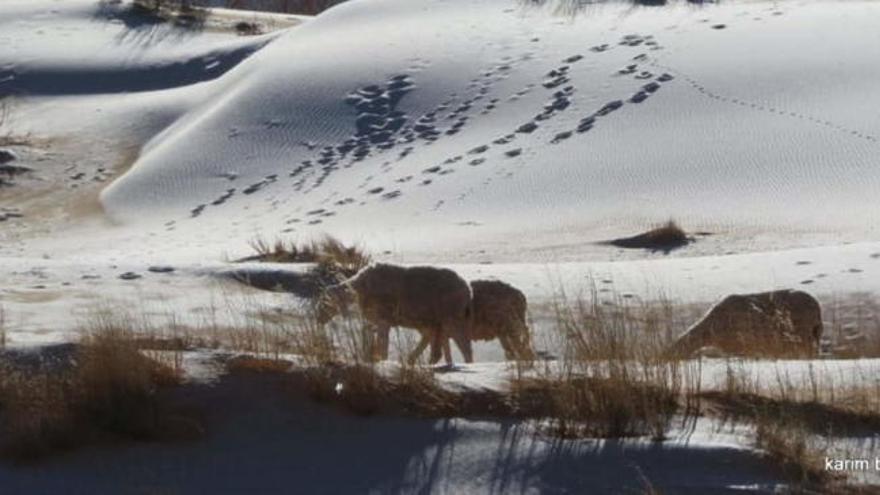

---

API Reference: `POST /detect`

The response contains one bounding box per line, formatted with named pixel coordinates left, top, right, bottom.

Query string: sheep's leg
left=498, top=335, right=517, bottom=361
left=516, top=336, right=536, bottom=361
left=508, top=322, right=536, bottom=360
left=361, top=323, right=389, bottom=362
left=442, top=334, right=454, bottom=366
left=360, top=324, right=375, bottom=362
left=407, top=332, right=432, bottom=365
left=428, top=330, right=448, bottom=365
left=376, top=326, right=390, bottom=361
left=449, top=328, right=473, bottom=364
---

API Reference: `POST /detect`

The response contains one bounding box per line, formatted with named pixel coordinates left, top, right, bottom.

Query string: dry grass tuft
left=303, top=364, right=457, bottom=417
left=511, top=376, right=681, bottom=439
left=227, top=356, right=293, bottom=374
left=702, top=360, right=880, bottom=490
left=607, top=220, right=690, bottom=253
left=0, top=315, right=194, bottom=461
left=245, top=237, right=322, bottom=263
left=702, top=390, right=880, bottom=437
left=753, top=415, right=835, bottom=489
left=276, top=310, right=464, bottom=417
left=509, top=288, right=699, bottom=440
left=242, top=235, right=371, bottom=278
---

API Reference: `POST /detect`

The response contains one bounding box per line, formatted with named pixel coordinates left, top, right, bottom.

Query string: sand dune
left=81, top=0, right=880, bottom=262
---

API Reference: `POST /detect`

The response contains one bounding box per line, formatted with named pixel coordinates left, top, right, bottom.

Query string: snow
left=0, top=384, right=785, bottom=494
left=3, top=0, right=880, bottom=490
left=0, top=350, right=790, bottom=494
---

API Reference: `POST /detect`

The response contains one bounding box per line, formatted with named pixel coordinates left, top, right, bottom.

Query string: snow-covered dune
left=94, top=0, right=880, bottom=261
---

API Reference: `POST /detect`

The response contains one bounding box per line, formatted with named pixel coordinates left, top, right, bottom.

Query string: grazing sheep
left=668, top=289, right=823, bottom=358
left=317, top=263, right=473, bottom=365
left=399, top=279, right=536, bottom=363
left=468, top=280, right=535, bottom=361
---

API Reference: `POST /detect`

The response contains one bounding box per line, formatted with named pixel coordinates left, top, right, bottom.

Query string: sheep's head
left=315, top=283, right=354, bottom=325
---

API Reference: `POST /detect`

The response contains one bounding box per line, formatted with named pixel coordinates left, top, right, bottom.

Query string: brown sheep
left=316, top=263, right=473, bottom=365
left=468, top=280, right=535, bottom=361
left=395, top=279, right=536, bottom=363
left=668, top=289, right=823, bottom=358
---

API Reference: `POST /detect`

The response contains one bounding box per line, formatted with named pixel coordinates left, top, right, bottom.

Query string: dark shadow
left=216, top=266, right=334, bottom=298
left=0, top=368, right=788, bottom=494
left=0, top=41, right=266, bottom=96
left=599, top=221, right=693, bottom=254
left=94, top=1, right=208, bottom=47
left=0, top=1, right=264, bottom=96
left=701, top=391, right=880, bottom=438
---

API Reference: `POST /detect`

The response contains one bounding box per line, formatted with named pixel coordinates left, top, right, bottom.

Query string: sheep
left=467, top=279, right=535, bottom=361
left=668, top=289, right=823, bottom=358
left=385, top=279, right=536, bottom=363
left=316, top=263, right=473, bottom=366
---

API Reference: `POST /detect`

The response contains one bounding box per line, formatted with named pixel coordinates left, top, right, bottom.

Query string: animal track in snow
left=651, top=60, right=879, bottom=144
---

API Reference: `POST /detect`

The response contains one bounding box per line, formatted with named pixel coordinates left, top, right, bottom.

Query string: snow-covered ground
left=3, top=0, right=880, bottom=491
left=0, top=362, right=788, bottom=494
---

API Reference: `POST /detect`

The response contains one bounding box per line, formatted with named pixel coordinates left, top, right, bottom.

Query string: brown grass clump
left=241, top=235, right=371, bottom=277
left=0, top=316, right=195, bottom=461
left=510, top=288, right=699, bottom=440
left=709, top=360, right=880, bottom=433
left=278, top=310, right=466, bottom=417
left=511, top=376, right=680, bottom=439
left=606, top=220, right=691, bottom=253
left=245, top=236, right=321, bottom=263
left=752, top=415, right=835, bottom=489
left=226, top=356, right=293, bottom=374
left=699, top=360, right=880, bottom=491
left=303, top=364, right=459, bottom=417
left=703, top=390, right=880, bottom=438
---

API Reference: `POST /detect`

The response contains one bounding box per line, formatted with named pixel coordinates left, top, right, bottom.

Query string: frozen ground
left=3, top=0, right=880, bottom=491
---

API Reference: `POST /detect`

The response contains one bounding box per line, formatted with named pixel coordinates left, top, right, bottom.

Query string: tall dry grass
left=823, top=293, right=880, bottom=358
left=0, top=312, right=192, bottom=461
left=242, top=234, right=371, bottom=278
left=510, top=287, right=700, bottom=439
left=276, top=307, right=457, bottom=416
left=698, top=359, right=880, bottom=491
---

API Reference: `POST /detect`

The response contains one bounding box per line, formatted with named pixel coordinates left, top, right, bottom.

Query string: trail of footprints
left=645, top=7, right=878, bottom=144
left=196, top=16, right=866, bottom=221
left=189, top=31, right=677, bottom=220
left=419, top=37, right=675, bottom=194
left=653, top=60, right=879, bottom=144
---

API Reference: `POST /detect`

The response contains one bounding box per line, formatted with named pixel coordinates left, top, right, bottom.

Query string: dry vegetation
left=241, top=235, right=371, bottom=275
left=0, top=313, right=194, bottom=461
left=508, top=289, right=699, bottom=440
left=607, top=220, right=691, bottom=252
left=4, top=283, right=880, bottom=491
